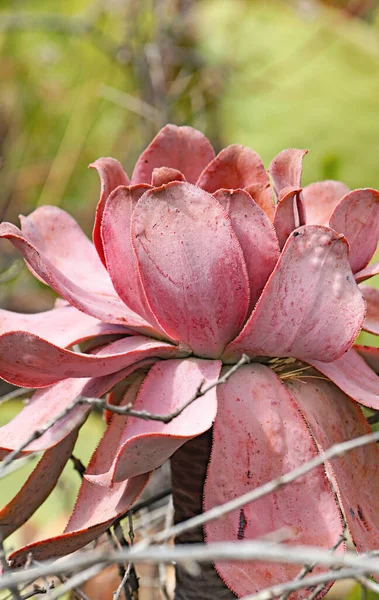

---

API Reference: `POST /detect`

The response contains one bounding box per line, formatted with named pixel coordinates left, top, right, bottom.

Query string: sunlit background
left=1, top=1, right=379, bottom=598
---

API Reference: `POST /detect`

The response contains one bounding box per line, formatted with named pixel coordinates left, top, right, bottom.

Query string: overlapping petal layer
left=302, top=181, right=349, bottom=226
left=204, top=365, right=342, bottom=598
left=269, top=148, right=307, bottom=200
left=0, top=332, right=184, bottom=388
left=214, top=189, right=280, bottom=310
left=89, top=157, right=130, bottom=265
left=132, top=182, right=250, bottom=357
left=355, top=345, right=379, bottom=374
left=101, top=184, right=165, bottom=333
left=0, top=304, right=125, bottom=348
left=197, top=145, right=269, bottom=193
left=329, top=189, right=379, bottom=273
left=0, top=221, right=154, bottom=332
left=132, top=124, right=214, bottom=185
left=289, top=378, right=379, bottom=554
left=224, top=226, right=365, bottom=362
left=272, top=187, right=305, bottom=249
left=86, top=358, right=221, bottom=485
left=308, top=348, right=379, bottom=410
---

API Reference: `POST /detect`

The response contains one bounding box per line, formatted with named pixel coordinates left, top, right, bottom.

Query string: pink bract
left=1, top=124, right=379, bottom=598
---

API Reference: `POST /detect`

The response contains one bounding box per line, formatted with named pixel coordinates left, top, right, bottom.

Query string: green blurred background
left=1, top=0, right=379, bottom=597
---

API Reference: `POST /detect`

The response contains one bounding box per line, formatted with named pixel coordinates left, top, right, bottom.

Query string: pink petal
left=355, top=345, right=379, bottom=374
left=20, top=206, right=115, bottom=294
left=289, top=377, right=379, bottom=554
left=360, top=286, right=379, bottom=335
left=0, top=333, right=186, bottom=388
left=224, top=226, right=365, bottom=362
left=151, top=167, right=186, bottom=186
left=89, top=157, right=130, bottom=265
left=0, top=361, right=152, bottom=458
left=355, top=261, right=379, bottom=283
left=204, top=364, right=342, bottom=598
left=269, top=149, right=308, bottom=200
left=246, top=183, right=275, bottom=220
left=273, top=187, right=306, bottom=250
left=329, top=188, right=379, bottom=273
left=308, top=348, right=379, bottom=409
left=0, top=304, right=125, bottom=348
left=9, top=473, right=150, bottom=567
left=197, top=145, right=269, bottom=194
left=132, top=182, right=250, bottom=358
left=101, top=185, right=166, bottom=334
left=214, top=189, right=280, bottom=311
left=0, top=430, right=78, bottom=540
left=0, top=221, right=155, bottom=333
left=132, top=124, right=214, bottom=185
left=86, top=357, right=221, bottom=485
left=302, top=181, right=350, bottom=226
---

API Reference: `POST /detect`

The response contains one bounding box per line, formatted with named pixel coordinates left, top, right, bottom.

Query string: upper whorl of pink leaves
left=1, top=124, right=379, bottom=599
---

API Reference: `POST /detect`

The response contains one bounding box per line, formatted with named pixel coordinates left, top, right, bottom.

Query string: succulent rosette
left=1, top=124, right=379, bottom=597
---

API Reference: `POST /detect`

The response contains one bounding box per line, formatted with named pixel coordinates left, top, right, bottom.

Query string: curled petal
left=86, top=357, right=221, bottom=485
left=269, top=149, right=308, bottom=200
left=132, top=124, right=214, bottom=185
left=308, top=348, right=379, bottom=409
left=355, top=345, right=379, bottom=374
left=9, top=473, right=150, bottom=567
left=20, top=206, right=115, bottom=294
left=329, top=188, right=379, bottom=273
left=0, top=333, right=186, bottom=388
left=273, top=187, right=306, bottom=249
left=246, top=183, right=275, bottom=220
left=204, top=364, right=342, bottom=598
left=360, top=286, right=379, bottom=335
left=0, top=304, right=125, bottom=348
left=89, top=157, right=130, bottom=264
left=197, top=145, right=269, bottom=193
left=0, top=430, right=78, bottom=540
left=289, top=377, right=379, bottom=554
left=355, top=261, right=379, bottom=283
left=224, top=226, right=365, bottom=362
left=214, top=189, right=280, bottom=311
left=0, top=221, right=155, bottom=332
left=0, top=360, right=153, bottom=458
left=302, top=180, right=349, bottom=226
left=151, top=167, right=186, bottom=186
left=101, top=185, right=165, bottom=333
left=132, top=182, right=250, bottom=358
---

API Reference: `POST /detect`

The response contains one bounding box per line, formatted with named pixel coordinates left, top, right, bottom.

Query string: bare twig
left=20, top=581, right=55, bottom=599
left=5, top=541, right=379, bottom=591
left=79, top=354, right=250, bottom=423
left=0, top=387, right=31, bottom=406
left=241, top=568, right=375, bottom=600
left=0, top=454, right=40, bottom=479
left=278, top=529, right=347, bottom=600
left=39, top=564, right=105, bottom=600
left=1, top=536, right=21, bottom=600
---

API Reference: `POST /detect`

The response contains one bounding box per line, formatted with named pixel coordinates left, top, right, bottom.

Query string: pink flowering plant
left=1, top=124, right=379, bottom=597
